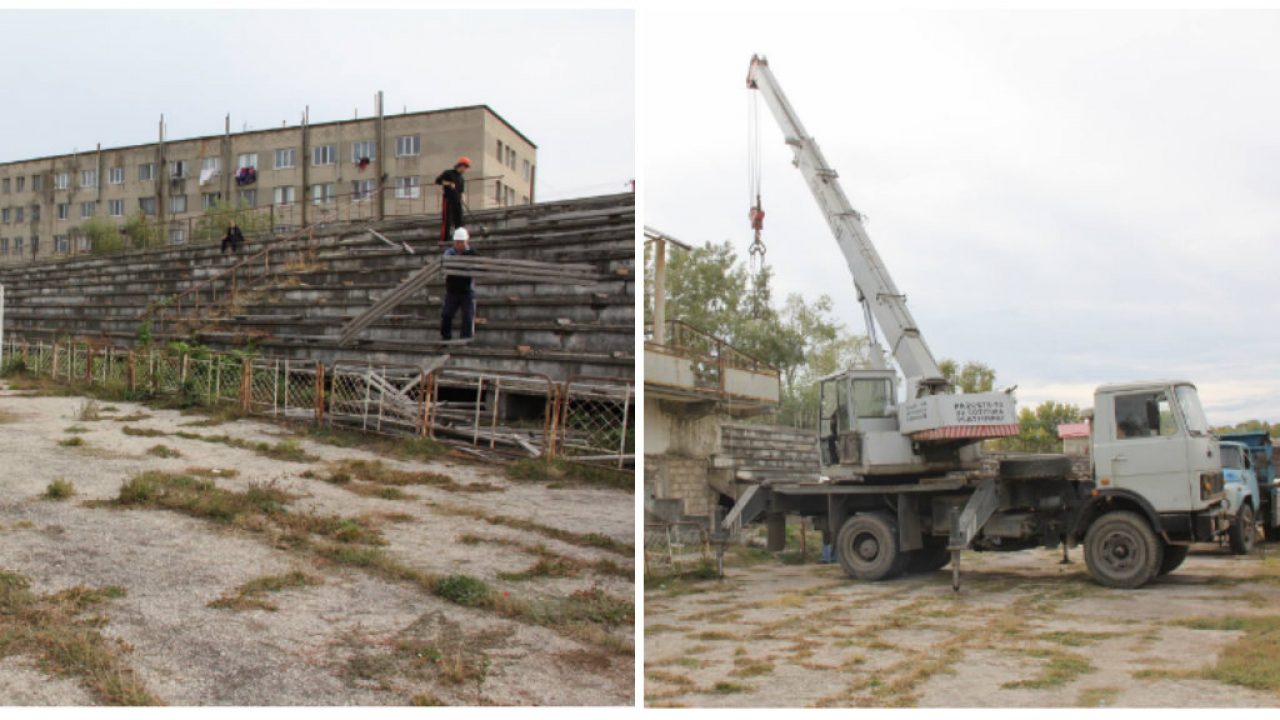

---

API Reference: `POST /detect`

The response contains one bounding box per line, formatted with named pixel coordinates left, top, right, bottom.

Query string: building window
left=274, top=148, right=296, bottom=169
left=508, top=147, right=517, bottom=170
left=522, top=159, right=530, bottom=181
left=81, top=169, right=98, bottom=188
left=1, top=178, right=8, bottom=193
left=312, top=145, right=335, bottom=166
left=495, top=182, right=503, bottom=205
left=30, top=205, right=39, bottom=221
left=80, top=201, right=96, bottom=218
left=171, top=195, right=187, bottom=214
left=13, top=237, right=23, bottom=256
left=201, top=192, right=222, bottom=210
left=0, top=208, right=7, bottom=224
left=55, top=173, right=69, bottom=190
left=170, top=228, right=186, bottom=245
left=29, top=175, right=40, bottom=191
left=109, top=167, right=124, bottom=185
left=238, top=189, right=256, bottom=207
left=394, top=176, right=420, bottom=199
left=1, top=238, right=9, bottom=255
left=169, top=160, right=189, bottom=179
left=139, top=197, right=157, bottom=215
left=108, top=199, right=125, bottom=217
left=311, top=183, right=335, bottom=205
left=351, top=141, right=376, bottom=164
left=237, top=153, right=259, bottom=171
left=57, top=203, right=69, bottom=220
left=395, top=135, right=420, bottom=157
left=54, top=235, right=68, bottom=254
left=496, top=139, right=503, bottom=160
left=351, top=179, right=374, bottom=201
left=13, top=207, right=22, bottom=223
left=139, top=163, right=155, bottom=181
left=16, top=176, right=25, bottom=192
left=272, top=186, right=296, bottom=205
left=201, top=157, right=220, bottom=173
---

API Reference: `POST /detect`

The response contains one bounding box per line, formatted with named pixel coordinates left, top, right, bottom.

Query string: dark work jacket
left=435, top=168, right=465, bottom=201
left=224, top=226, right=245, bottom=246
left=443, top=246, right=476, bottom=295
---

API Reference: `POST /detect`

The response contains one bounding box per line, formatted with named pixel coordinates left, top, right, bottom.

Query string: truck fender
left=1070, top=489, right=1166, bottom=543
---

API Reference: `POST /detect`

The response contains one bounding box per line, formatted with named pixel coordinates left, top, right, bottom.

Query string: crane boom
left=747, top=54, right=946, bottom=394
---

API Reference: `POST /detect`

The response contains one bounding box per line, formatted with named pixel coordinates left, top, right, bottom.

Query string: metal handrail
left=644, top=319, right=779, bottom=375
left=140, top=223, right=316, bottom=333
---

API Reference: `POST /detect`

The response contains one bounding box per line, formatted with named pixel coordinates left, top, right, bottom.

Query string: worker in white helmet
left=441, top=226, right=476, bottom=340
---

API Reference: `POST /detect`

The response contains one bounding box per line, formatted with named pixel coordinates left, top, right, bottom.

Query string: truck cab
left=1219, top=440, right=1260, bottom=553
left=1090, top=381, right=1226, bottom=540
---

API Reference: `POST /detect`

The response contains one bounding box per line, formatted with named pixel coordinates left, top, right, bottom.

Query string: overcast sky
left=0, top=9, right=633, bottom=201
left=644, top=9, right=1280, bottom=426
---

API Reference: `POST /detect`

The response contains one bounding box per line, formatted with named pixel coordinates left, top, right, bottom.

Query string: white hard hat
left=452, top=227, right=470, bottom=242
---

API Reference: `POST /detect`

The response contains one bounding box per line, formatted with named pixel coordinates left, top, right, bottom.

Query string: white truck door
left=1095, top=389, right=1194, bottom=513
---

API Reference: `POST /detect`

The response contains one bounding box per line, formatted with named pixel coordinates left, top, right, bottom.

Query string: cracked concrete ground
left=0, top=384, right=634, bottom=706
left=645, top=544, right=1280, bottom=707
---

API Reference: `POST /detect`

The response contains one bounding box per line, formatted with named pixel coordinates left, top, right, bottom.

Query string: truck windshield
left=1175, top=385, right=1210, bottom=437
left=1221, top=445, right=1243, bottom=470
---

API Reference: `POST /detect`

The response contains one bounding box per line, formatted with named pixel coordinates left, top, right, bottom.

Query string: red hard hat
left=456, top=156, right=472, bottom=168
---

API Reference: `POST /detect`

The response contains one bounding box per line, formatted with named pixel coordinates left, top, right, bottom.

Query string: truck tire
left=836, top=512, right=908, bottom=581
left=1158, top=543, right=1190, bottom=575
left=905, top=541, right=952, bottom=574
left=1229, top=504, right=1256, bottom=555
left=998, top=454, right=1074, bottom=481
left=1083, top=511, right=1163, bottom=589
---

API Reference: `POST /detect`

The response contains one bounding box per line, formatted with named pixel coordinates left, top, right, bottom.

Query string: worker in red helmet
left=434, top=156, right=471, bottom=245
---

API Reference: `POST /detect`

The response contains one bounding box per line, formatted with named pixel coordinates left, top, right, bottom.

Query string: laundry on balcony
left=235, top=167, right=257, bottom=186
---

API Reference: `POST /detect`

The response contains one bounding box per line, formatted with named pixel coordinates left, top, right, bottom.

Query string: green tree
left=995, top=400, right=1082, bottom=453
left=938, top=358, right=996, bottom=393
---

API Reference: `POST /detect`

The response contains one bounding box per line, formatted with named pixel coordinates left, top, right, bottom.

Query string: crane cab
left=818, top=369, right=1018, bottom=482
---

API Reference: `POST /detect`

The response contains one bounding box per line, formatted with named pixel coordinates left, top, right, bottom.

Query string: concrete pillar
left=766, top=512, right=787, bottom=552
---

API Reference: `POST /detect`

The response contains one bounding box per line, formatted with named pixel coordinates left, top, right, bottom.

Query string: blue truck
left=1220, top=431, right=1279, bottom=548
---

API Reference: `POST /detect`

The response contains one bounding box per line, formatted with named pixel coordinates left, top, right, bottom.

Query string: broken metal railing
left=558, top=375, right=634, bottom=470
left=425, top=367, right=560, bottom=459
left=1, top=338, right=635, bottom=477
left=643, top=522, right=712, bottom=578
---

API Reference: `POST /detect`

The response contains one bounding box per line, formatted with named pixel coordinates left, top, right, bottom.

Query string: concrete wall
left=647, top=455, right=715, bottom=520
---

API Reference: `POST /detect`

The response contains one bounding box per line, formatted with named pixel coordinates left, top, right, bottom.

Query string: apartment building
left=0, top=104, right=536, bottom=263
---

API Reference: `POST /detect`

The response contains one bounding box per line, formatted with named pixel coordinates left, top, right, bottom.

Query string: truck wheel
left=1083, top=511, right=1163, bottom=589
left=836, top=512, right=907, bottom=581
left=1229, top=504, right=1256, bottom=555
left=905, top=541, right=952, bottom=574
left=998, top=454, right=1074, bottom=481
left=1158, top=544, right=1190, bottom=575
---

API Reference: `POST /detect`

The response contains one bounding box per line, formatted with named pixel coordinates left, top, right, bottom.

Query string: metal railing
left=0, top=337, right=633, bottom=472
left=643, top=522, right=712, bottom=578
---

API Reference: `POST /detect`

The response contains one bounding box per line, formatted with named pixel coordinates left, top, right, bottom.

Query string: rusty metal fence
left=558, top=375, right=634, bottom=469
left=0, top=337, right=633, bottom=472
left=643, top=522, right=713, bottom=578
left=425, top=367, right=560, bottom=459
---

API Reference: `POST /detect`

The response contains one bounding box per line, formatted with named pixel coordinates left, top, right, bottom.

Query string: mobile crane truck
left=723, top=55, right=1229, bottom=589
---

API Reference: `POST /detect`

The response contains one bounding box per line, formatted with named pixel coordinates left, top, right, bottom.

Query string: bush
left=44, top=479, right=75, bottom=500
left=434, top=575, right=493, bottom=608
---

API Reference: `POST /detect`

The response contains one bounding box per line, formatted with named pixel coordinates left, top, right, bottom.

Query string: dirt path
left=645, top=545, right=1280, bottom=707
left=0, top=385, right=634, bottom=706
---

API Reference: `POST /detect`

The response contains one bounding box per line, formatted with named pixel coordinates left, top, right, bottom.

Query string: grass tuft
left=44, top=478, right=76, bottom=500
